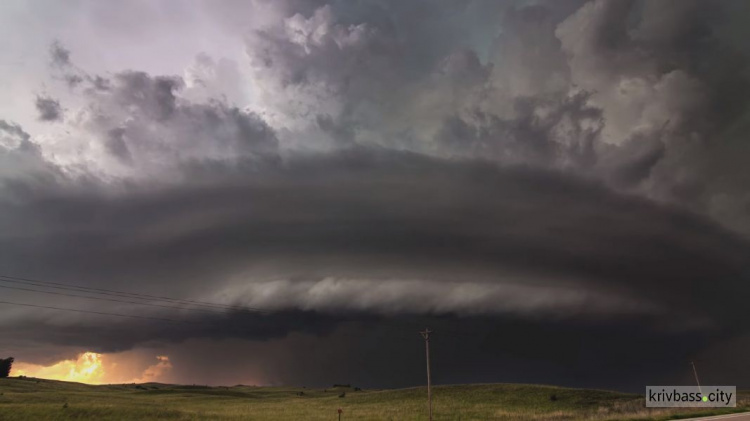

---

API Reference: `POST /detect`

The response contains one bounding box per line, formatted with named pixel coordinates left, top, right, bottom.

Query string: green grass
left=0, top=377, right=747, bottom=420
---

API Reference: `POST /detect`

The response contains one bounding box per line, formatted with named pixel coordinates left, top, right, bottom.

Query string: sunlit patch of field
left=0, top=377, right=747, bottom=420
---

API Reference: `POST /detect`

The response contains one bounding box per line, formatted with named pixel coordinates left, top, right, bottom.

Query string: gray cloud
left=1, top=150, right=747, bottom=333
left=34, top=95, right=63, bottom=122
left=237, top=0, right=750, bottom=236
left=36, top=59, right=279, bottom=177
left=48, top=40, right=86, bottom=88
left=0, top=120, right=30, bottom=144
left=49, top=40, right=71, bottom=67
left=0, top=120, right=62, bottom=191
left=105, top=127, right=133, bottom=164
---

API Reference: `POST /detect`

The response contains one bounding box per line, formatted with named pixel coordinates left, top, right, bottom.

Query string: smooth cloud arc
left=2, top=151, right=747, bottom=333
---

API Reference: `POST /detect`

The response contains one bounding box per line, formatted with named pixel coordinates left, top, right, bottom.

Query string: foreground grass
left=0, top=377, right=747, bottom=420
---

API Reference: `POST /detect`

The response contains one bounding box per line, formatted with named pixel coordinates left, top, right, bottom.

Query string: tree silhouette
left=0, top=357, right=14, bottom=378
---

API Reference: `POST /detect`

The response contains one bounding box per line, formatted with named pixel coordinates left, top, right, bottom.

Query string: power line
left=0, top=274, right=256, bottom=310
left=0, top=298, right=299, bottom=341
left=0, top=284, right=227, bottom=315
left=0, top=273, right=489, bottom=340
left=0, top=295, right=490, bottom=347
left=0, top=298, right=445, bottom=345
left=0, top=299, right=193, bottom=324
left=0, top=274, right=269, bottom=314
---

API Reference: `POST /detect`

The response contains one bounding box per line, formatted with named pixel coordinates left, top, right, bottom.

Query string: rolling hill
left=0, top=377, right=747, bottom=420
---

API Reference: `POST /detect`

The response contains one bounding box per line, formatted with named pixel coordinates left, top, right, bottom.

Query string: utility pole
left=690, top=361, right=702, bottom=395
left=420, top=328, right=433, bottom=421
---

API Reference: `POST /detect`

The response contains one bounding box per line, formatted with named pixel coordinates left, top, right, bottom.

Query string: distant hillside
left=0, top=377, right=747, bottom=420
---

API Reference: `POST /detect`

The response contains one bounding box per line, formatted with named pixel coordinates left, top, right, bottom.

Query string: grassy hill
left=0, top=377, right=747, bottom=420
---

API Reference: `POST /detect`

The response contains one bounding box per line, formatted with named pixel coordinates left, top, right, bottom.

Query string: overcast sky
left=1, top=0, right=750, bottom=391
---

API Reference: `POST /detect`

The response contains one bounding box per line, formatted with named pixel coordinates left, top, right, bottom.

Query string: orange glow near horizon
left=12, top=352, right=105, bottom=384
left=11, top=352, right=172, bottom=385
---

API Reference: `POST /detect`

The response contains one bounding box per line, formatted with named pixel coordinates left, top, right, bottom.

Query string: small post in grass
left=337, top=407, right=343, bottom=421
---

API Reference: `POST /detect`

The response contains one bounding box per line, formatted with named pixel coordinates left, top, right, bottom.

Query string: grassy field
left=0, top=377, right=747, bottom=420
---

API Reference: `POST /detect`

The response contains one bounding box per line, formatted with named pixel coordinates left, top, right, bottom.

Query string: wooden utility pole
left=420, top=328, right=433, bottom=421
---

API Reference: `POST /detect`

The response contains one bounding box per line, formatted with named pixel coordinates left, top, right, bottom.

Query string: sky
left=1, top=0, right=750, bottom=391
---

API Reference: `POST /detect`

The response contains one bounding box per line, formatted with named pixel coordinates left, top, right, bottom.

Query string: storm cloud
left=34, top=95, right=63, bottom=122
left=1, top=0, right=750, bottom=390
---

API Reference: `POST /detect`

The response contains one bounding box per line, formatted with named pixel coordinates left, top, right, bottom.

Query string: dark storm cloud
left=549, top=0, right=750, bottom=225
left=34, top=95, right=63, bottom=122
left=0, top=308, right=344, bottom=355
left=1, top=149, right=749, bottom=350
left=239, top=0, right=750, bottom=235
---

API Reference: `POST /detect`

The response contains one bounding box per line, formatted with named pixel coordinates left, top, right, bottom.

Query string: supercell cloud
left=1, top=0, right=750, bottom=390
